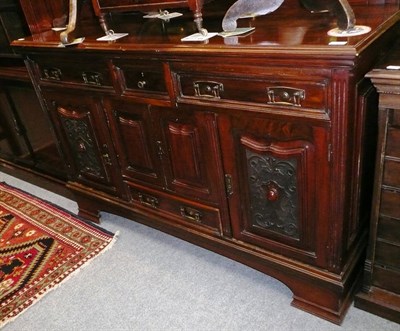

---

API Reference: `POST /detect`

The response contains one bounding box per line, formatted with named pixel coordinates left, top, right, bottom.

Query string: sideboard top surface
left=11, top=1, right=400, bottom=60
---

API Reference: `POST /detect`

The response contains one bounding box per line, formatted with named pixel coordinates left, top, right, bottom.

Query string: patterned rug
left=0, top=182, right=116, bottom=327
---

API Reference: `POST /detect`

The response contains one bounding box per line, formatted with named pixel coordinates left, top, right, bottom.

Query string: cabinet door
left=219, top=114, right=330, bottom=265
left=104, top=98, right=164, bottom=188
left=154, top=106, right=226, bottom=204
left=43, top=90, right=121, bottom=195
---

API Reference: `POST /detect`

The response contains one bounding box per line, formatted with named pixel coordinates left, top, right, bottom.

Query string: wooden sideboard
left=12, top=0, right=400, bottom=324
left=355, top=46, right=400, bottom=324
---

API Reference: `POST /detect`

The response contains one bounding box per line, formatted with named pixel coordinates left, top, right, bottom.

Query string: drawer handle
left=43, top=67, right=62, bottom=81
left=180, top=206, right=202, bottom=222
left=82, top=71, right=103, bottom=86
left=137, top=72, right=148, bottom=89
left=137, top=80, right=147, bottom=89
left=138, top=192, right=159, bottom=209
left=193, top=81, right=224, bottom=99
left=267, top=86, right=305, bottom=107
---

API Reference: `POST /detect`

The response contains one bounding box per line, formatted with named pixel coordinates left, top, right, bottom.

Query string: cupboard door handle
left=102, top=153, right=112, bottom=165
left=138, top=193, right=159, bottom=209
left=101, top=144, right=112, bottom=165
left=156, top=140, right=164, bottom=159
left=180, top=206, right=202, bottom=222
left=264, top=181, right=280, bottom=202
left=267, top=86, right=305, bottom=107
left=193, top=81, right=224, bottom=98
left=225, top=174, right=234, bottom=196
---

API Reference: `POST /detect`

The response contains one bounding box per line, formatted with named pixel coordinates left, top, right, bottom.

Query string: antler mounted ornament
left=222, top=0, right=370, bottom=36
left=300, top=0, right=356, bottom=31
left=222, top=0, right=285, bottom=32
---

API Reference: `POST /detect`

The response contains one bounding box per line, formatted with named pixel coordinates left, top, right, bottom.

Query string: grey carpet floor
left=1, top=172, right=399, bottom=331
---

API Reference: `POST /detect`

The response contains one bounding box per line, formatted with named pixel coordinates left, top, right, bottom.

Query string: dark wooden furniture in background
left=0, top=0, right=67, bottom=185
left=355, top=47, right=400, bottom=324
left=92, top=0, right=210, bottom=34
left=12, top=0, right=400, bottom=324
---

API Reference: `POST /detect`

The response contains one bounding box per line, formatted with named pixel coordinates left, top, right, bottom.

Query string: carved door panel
left=153, top=106, right=226, bottom=204
left=43, top=90, right=121, bottom=195
left=219, top=114, right=330, bottom=265
left=104, top=98, right=164, bottom=188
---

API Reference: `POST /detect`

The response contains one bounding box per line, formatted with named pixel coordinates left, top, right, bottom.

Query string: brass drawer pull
left=43, top=67, right=62, bottom=81
left=193, top=81, right=224, bottom=98
left=138, top=192, right=159, bottom=209
left=180, top=206, right=202, bottom=222
left=267, top=86, right=305, bottom=107
left=82, top=71, right=103, bottom=86
left=137, top=72, right=148, bottom=89
left=137, top=80, right=147, bottom=89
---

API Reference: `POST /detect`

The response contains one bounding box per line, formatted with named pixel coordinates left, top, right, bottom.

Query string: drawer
left=383, top=159, right=400, bottom=188
left=128, top=185, right=222, bottom=235
left=372, top=265, right=400, bottom=294
left=174, top=67, right=329, bottom=115
left=32, top=57, right=113, bottom=88
left=111, top=60, right=168, bottom=97
left=386, top=126, right=400, bottom=158
left=391, top=108, right=400, bottom=127
left=380, top=189, right=400, bottom=219
left=377, top=217, right=400, bottom=244
left=375, top=240, right=400, bottom=269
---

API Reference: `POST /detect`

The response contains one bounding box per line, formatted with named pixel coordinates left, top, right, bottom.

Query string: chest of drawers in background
left=355, top=50, right=400, bottom=324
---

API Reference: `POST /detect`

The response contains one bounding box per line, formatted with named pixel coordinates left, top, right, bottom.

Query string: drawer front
left=392, top=108, right=400, bottom=126
left=383, top=159, right=400, bottom=188
left=380, top=189, right=400, bottom=220
left=386, top=126, right=400, bottom=159
left=375, top=240, right=400, bottom=269
left=33, top=57, right=113, bottom=88
left=377, top=217, right=400, bottom=244
left=175, top=67, right=329, bottom=115
left=112, top=60, right=167, bottom=96
left=128, top=185, right=222, bottom=235
left=372, top=265, right=400, bottom=294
